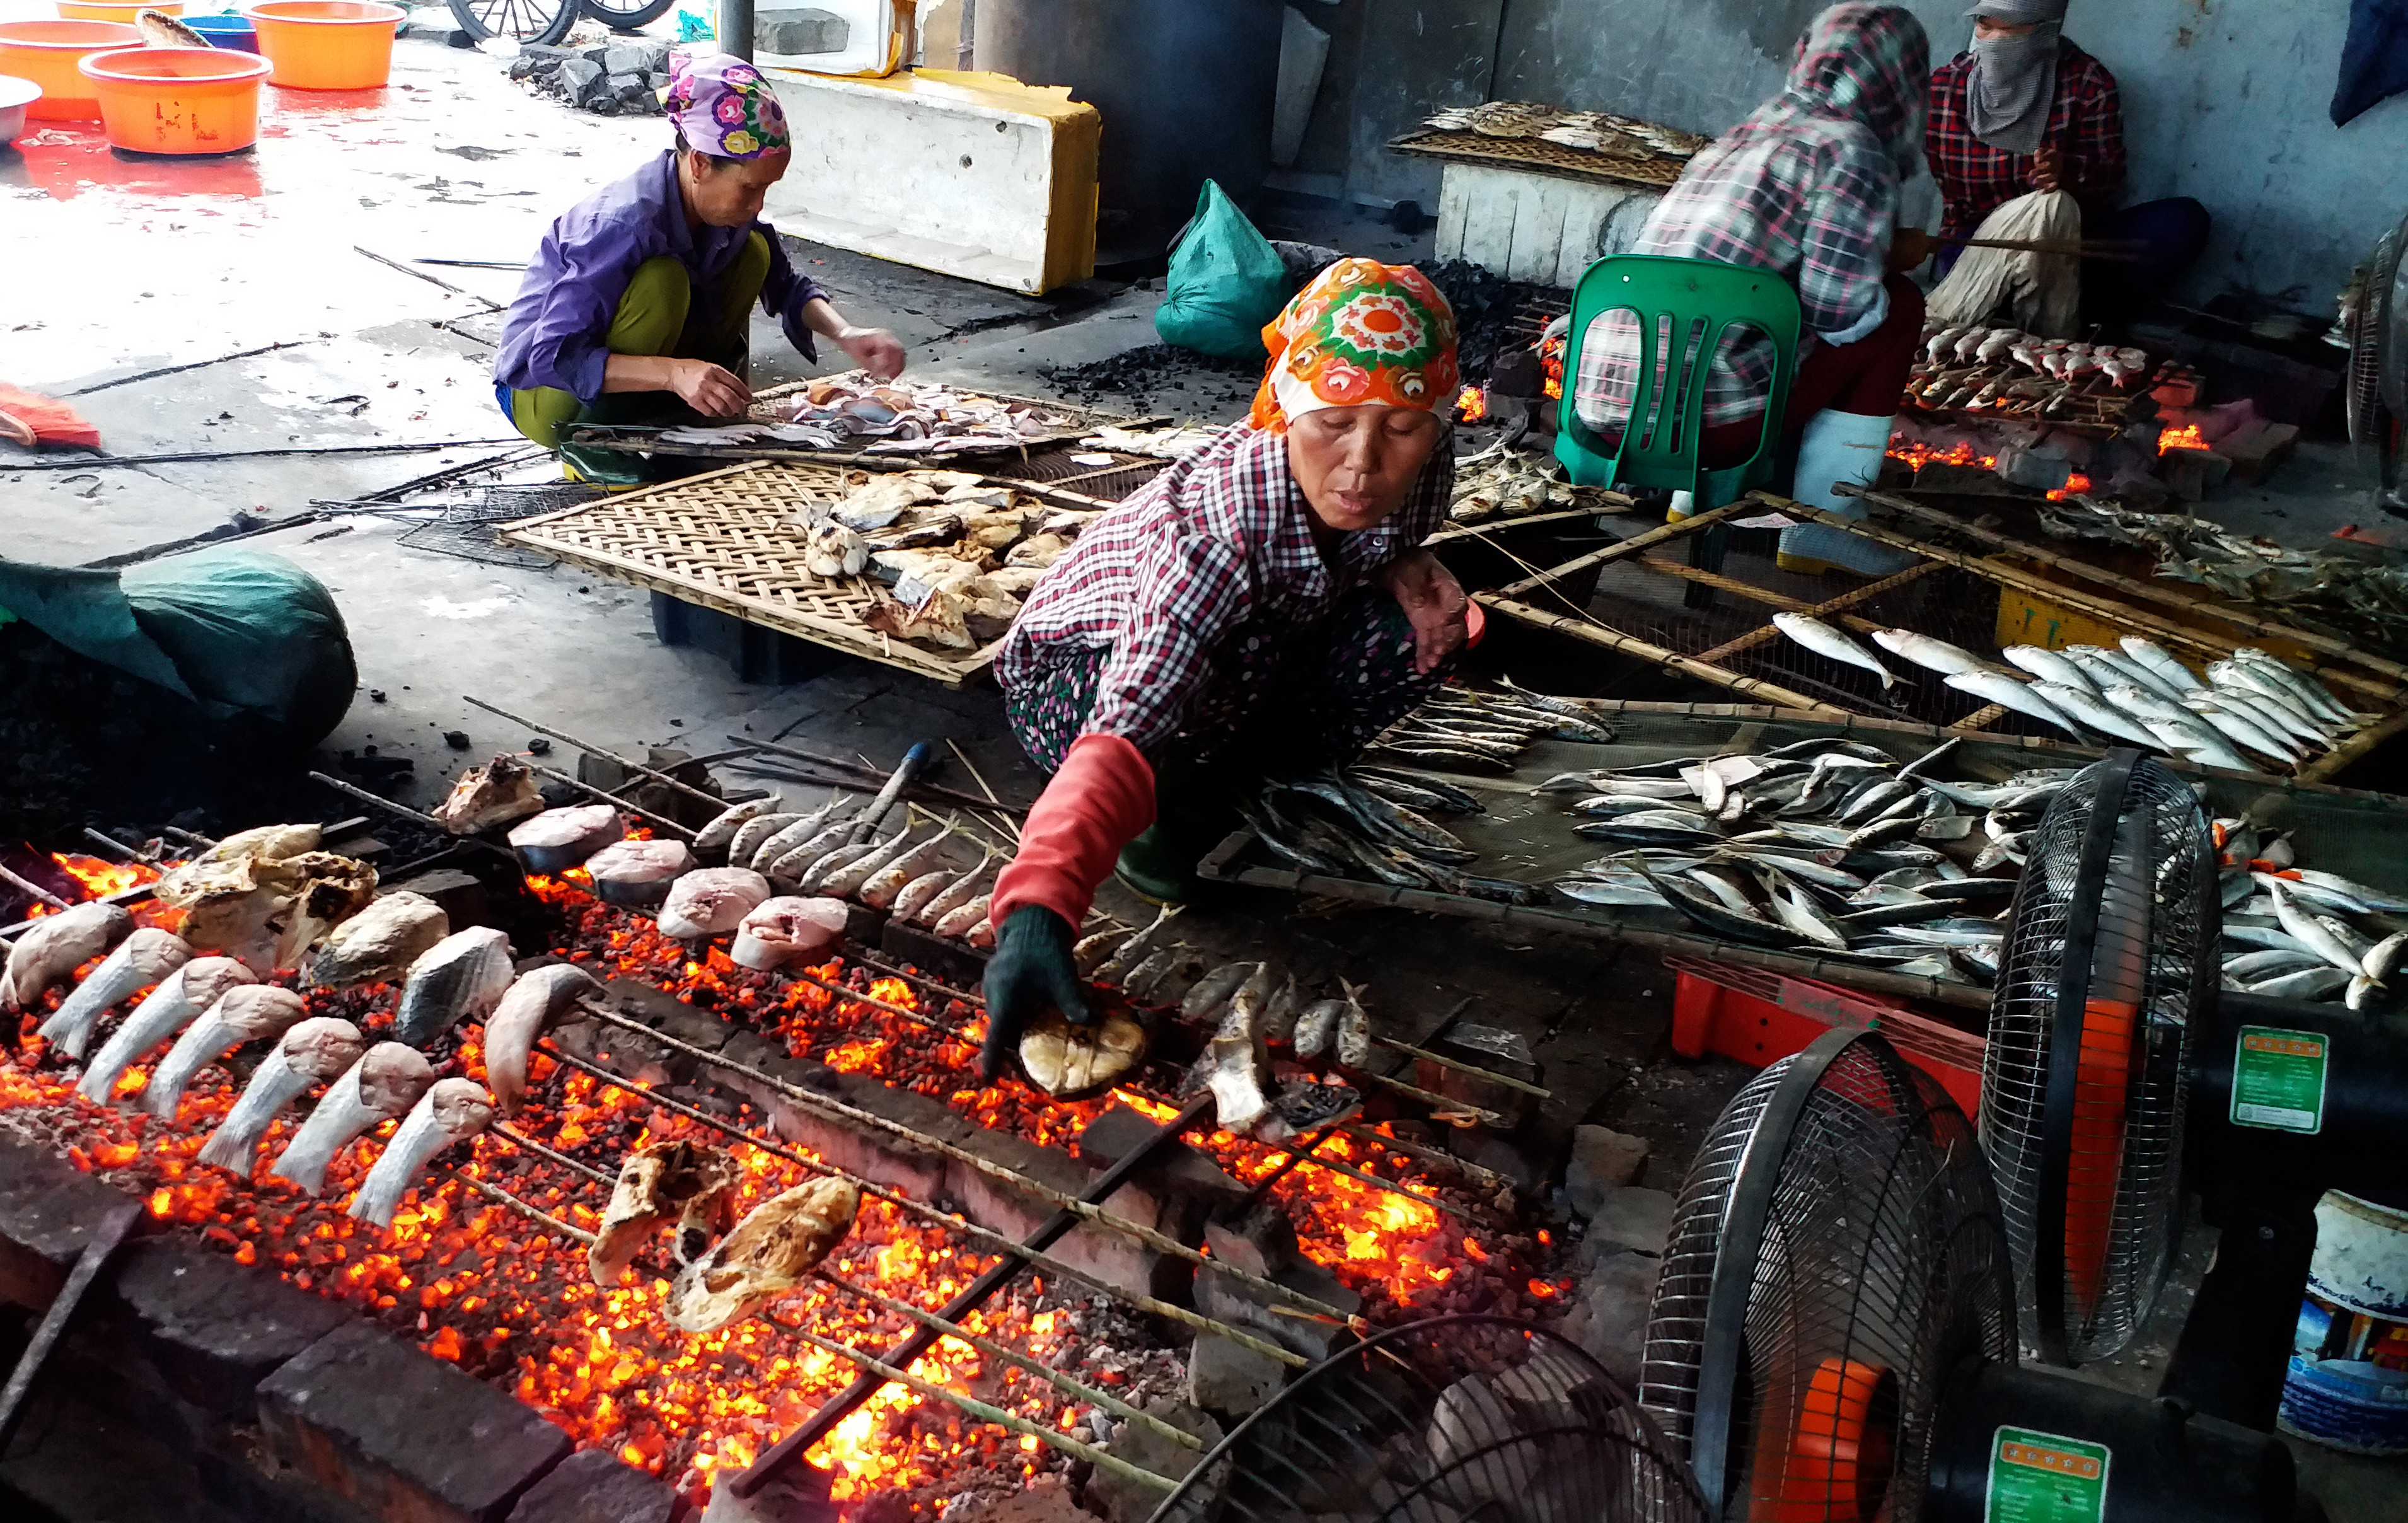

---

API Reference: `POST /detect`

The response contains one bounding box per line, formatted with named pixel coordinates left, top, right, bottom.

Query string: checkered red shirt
left=996, top=424, right=1451, bottom=757
left=1926, top=41, right=2126, bottom=242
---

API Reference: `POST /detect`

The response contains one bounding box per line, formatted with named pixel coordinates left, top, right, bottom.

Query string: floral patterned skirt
left=1000, top=588, right=1454, bottom=775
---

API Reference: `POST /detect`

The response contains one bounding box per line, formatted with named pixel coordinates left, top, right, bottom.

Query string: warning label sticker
left=2230, top=1026, right=2328, bottom=1135
left=1986, top=1426, right=2110, bottom=1523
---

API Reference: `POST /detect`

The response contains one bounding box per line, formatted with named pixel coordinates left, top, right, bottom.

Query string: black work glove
left=979, top=906, right=1091, bottom=1084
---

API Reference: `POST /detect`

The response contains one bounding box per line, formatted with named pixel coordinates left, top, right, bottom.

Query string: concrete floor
left=4, top=21, right=2405, bottom=1522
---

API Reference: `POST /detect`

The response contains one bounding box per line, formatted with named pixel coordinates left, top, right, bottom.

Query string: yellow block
left=1992, top=563, right=2323, bottom=678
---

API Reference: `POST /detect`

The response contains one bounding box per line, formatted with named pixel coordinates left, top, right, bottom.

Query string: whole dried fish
left=483, top=963, right=604, bottom=1114
left=1773, top=613, right=1901, bottom=690
left=306, top=891, right=449, bottom=990
left=391, top=927, right=515, bottom=1047
left=146, top=984, right=308, bottom=1120
left=915, top=859, right=996, bottom=927
left=1334, top=980, right=1373, bottom=1067
left=693, top=796, right=784, bottom=861
left=728, top=813, right=806, bottom=871
left=349, top=1079, right=495, bottom=1231
left=38, top=927, right=192, bottom=1060
left=932, top=893, right=991, bottom=941
left=887, top=868, right=959, bottom=924
left=2, top=901, right=132, bottom=1011
left=1181, top=962, right=1259, bottom=1022
left=269, top=1043, right=437, bottom=1196
left=196, top=1017, right=365, bottom=1176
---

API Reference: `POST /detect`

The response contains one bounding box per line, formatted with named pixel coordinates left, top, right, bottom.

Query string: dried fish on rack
left=1447, top=450, right=1633, bottom=524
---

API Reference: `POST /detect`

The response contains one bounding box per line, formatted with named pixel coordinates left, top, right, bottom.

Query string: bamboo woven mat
left=495, top=461, right=1008, bottom=687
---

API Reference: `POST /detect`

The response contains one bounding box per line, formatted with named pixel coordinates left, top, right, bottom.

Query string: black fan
left=1981, top=751, right=2216, bottom=1367
left=2342, top=211, right=2408, bottom=515
left=1145, top=1315, right=1708, bottom=1523
left=1641, top=1026, right=2301, bottom=1523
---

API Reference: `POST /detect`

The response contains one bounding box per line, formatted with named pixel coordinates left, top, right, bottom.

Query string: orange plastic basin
left=78, top=45, right=270, bottom=154
left=55, top=1, right=180, bottom=22
left=0, top=19, right=139, bottom=119
left=243, top=1, right=400, bottom=90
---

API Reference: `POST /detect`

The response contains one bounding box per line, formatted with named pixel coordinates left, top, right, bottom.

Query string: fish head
left=424, top=1078, right=495, bottom=1138
left=281, top=1017, right=366, bottom=1082
left=217, top=984, right=308, bottom=1040
left=356, top=1044, right=436, bottom=1114
left=180, top=957, right=258, bottom=1007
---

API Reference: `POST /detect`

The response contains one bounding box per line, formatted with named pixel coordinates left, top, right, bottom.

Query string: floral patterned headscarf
left=662, top=54, right=792, bottom=161
left=1247, top=259, right=1459, bottom=434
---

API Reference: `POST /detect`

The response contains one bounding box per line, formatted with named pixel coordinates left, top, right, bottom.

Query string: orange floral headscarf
left=1247, top=258, right=1460, bottom=434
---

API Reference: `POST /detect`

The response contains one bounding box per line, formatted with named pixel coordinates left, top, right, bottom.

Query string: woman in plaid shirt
left=974, top=261, right=1473, bottom=1080
left=1926, top=1, right=2208, bottom=316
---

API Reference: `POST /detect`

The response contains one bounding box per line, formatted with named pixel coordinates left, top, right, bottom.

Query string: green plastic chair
left=1553, top=254, right=1803, bottom=509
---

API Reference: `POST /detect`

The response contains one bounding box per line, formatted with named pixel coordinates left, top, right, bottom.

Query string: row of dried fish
left=1421, top=100, right=1706, bottom=161
left=1771, top=613, right=2370, bottom=775
left=652, top=377, right=1074, bottom=456
left=1543, top=735, right=2069, bottom=983
left=1447, top=448, right=1633, bottom=525
left=2039, top=495, right=2408, bottom=657
left=2212, top=817, right=2408, bottom=1010
left=1360, top=682, right=1616, bottom=776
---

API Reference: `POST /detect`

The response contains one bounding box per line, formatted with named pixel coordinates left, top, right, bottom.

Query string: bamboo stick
left=2298, top=706, right=2408, bottom=784
left=463, top=696, right=727, bottom=811
left=1692, top=560, right=1948, bottom=664
left=1474, top=594, right=1855, bottom=716
left=1491, top=498, right=1766, bottom=599
left=1839, top=485, right=2408, bottom=687
left=1950, top=704, right=2011, bottom=734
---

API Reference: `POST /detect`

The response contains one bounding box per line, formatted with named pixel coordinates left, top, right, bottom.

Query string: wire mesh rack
left=396, top=484, right=598, bottom=569
left=1980, top=755, right=2211, bottom=1367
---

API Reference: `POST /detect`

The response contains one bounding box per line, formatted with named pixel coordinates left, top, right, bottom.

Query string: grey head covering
left=1964, top=0, right=2066, bottom=155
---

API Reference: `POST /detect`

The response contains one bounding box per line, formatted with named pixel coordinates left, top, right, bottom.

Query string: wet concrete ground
left=3, top=21, right=2402, bottom=1520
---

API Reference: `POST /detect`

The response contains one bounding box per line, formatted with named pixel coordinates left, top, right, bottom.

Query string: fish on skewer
left=727, top=813, right=806, bottom=872
left=1019, top=1006, right=1149, bottom=1097
left=483, top=963, right=603, bottom=1115
left=729, top=896, right=849, bottom=971
left=348, top=1079, right=495, bottom=1231
left=844, top=822, right=960, bottom=906
left=1091, top=903, right=1183, bottom=985
left=75, top=956, right=256, bottom=1104
left=38, top=927, right=193, bottom=1060
left=657, top=869, right=773, bottom=939
left=269, top=1043, right=436, bottom=1196
left=663, top=1178, right=862, bottom=1333
left=1869, top=629, right=1988, bottom=677
left=195, top=1017, right=366, bottom=1176
left=692, top=796, right=784, bottom=863
left=914, top=857, right=997, bottom=927
left=306, top=891, right=449, bottom=990
left=144, top=985, right=308, bottom=1120
left=391, top=927, right=515, bottom=1047
left=2001, top=645, right=2102, bottom=696
left=2, top=901, right=132, bottom=1011
left=887, top=867, right=959, bottom=924
left=588, top=1140, right=741, bottom=1288
left=1773, top=613, right=1903, bottom=690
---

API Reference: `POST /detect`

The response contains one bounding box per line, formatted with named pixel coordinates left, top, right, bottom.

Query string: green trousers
left=505, top=232, right=771, bottom=452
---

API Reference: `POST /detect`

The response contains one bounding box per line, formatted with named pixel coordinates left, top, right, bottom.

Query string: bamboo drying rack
left=1475, top=489, right=2408, bottom=784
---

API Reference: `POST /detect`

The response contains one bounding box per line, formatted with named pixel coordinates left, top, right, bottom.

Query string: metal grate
left=1980, top=755, right=2209, bottom=1366
left=1641, top=1031, right=2015, bottom=1523
left=396, top=485, right=599, bottom=569
left=1149, top=1316, right=1707, bottom=1523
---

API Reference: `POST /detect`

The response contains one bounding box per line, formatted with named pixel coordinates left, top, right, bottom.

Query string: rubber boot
left=1113, top=760, right=1240, bottom=905
left=1776, top=409, right=1915, bottom=577
left=1665, top=489, right=1694, bottom=524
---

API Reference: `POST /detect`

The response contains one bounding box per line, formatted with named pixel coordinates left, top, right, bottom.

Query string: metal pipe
left=462, top=696, right=729, bottom=811
left=533, top=1043, right=1307, bottom=1369
left=727, top=1096, right=1222, bottom=1500
left=577, top=1003, right=1354, bottom=1323
left=722, top=0, right=753, bottom=61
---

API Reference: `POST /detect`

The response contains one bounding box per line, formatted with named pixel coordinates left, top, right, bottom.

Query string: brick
left=756, top=8, right=850, bottom=55
left=1558, top=1250, right=1659, bottom=1388
left=507, top=1447, right=676, bottom=1523
left=0, top=1132, right=148, bottom=1309
left=1565, top=1125, right=1648, bottom=1217
left=1078, top=1104, right=1248, bottom=1220
left=108, top=1237, right=353, bottom=1416
left=258, top=1322, right=572, bottom=1523
left=1582, top=1186, right=1672, bottom=1258
left=1090, top=1398, right=1220, bottom=1523
left=1195, top=1256, right=1360, bottom=1363
left=1184, top=1333, right=1283, bottom=1419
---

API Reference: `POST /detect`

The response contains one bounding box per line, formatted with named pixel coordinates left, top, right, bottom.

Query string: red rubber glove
left=991, top=733, right=1157, bottom=931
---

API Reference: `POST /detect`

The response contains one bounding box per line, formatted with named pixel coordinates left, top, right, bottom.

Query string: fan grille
left=1981, top=756, right=2209, bottom=1366
left=1148, top=1316, right=1707, bottom=1523
left=1640, top=1034, right=2015, bottom=1523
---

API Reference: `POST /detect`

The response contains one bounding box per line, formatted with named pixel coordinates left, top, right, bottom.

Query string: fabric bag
left=1154, top=181, right=1291, bottom=361
left=1925, top=188, right=2082, bottom=337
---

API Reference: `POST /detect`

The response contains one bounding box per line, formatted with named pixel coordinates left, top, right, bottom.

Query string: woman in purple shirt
left=494, top=55, right=905, bottom=482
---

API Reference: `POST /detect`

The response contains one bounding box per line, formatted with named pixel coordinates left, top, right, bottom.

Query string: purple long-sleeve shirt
left=494, top=151, right=828, bottom=402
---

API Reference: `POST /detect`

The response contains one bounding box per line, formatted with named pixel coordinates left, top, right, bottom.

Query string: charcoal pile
left=1039, top=344, right=1262, bottom=412
left=509, top=38, right=671, bottom=117
left=1423, top=259, right=1557, bottom=383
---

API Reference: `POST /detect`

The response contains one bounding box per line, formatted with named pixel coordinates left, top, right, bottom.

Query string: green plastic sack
left=1154, top=180, right=1290, bottom=360
left=0, top=549, right=356, bottom=747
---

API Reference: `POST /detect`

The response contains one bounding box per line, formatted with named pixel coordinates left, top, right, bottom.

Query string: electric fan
left=2341, top=210, right=2408, bottom=514
left=1145, top=1314, right=1709, bottom=1523
left=1980, top=750, right=2215, bottom=1368
left=1640, top=1025, right=2301, bottom=1523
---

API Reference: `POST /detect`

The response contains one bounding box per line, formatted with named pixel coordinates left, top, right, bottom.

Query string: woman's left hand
left=1379, top=549, right=1470, bottom=675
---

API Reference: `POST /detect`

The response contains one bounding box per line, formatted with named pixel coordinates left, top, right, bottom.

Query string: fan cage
left=1147, top=1315, right=1708, bottom=1523
left=1979, top=756, right=2211, bottom=1367
left=1640, top=1034, right=2015, bottom=1523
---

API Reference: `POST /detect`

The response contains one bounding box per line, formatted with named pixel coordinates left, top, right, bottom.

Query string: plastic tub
left=55, top=1, right=181, bottom=21
left=0, top=74, right=37, bottom=142
left=184, top=14, right=258, bottom=50
left=242, top=1, right=400, bottom=90
left=77, top=45, right=269, bottom=154
left=0, top=18, right=138, bottom=119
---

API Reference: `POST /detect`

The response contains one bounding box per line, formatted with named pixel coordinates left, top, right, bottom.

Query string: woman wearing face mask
left=976, top=259, right=1470, bottom=1080
left=1925, top=1, right=2208, bottom=312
